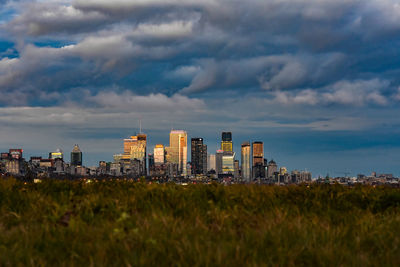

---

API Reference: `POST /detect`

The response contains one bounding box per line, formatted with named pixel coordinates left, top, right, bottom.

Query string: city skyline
left=1, top=126, right=398, bottom=178
left=1, top=1, right=400, bottom=177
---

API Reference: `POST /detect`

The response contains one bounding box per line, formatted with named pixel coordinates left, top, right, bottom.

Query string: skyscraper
left=148, top=153, right=154, bottom=171
left=166, top=130, right=187, bottom=175
left=252, top=142, right=264, bottom=166
left=221, top=132, right=233, bottom=152
left=252, top=142, right=265, bottom=179
left=215, top=150, right=224, bottom=175
left=49, top=148, right=63, bottom=160
left=241, top=142, right=251, bottom=181
left=234, top=160, right=240, bottom=179
left=267, top=159, right=278, bottom=178
left=154, top=144, right=165, bottom=164
left=191, top=138, right=207, bottom=175
left=207, top=154, right=216, bottom=172
left=222, top=151, right=235, bottom=175
left=122, top=133, right=147, bottom=175
left=70, top=144, right=82, bottom=166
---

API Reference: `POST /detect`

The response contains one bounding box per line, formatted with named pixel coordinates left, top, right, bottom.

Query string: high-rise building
left=207, top=154, right=216, bottom=172
left=222, top=151, right=235, bottom=175
left=221, top=132, right=233, bottom=152
left=252, top=142, right=264, bottom=166
left=280, top=167, right=287, bottom=175
left=49, top=148, right=63, bottom=160
left=234, top=160, right=240, bottom=179
left=241, top=142, right=251, bottom=181
left=267, top=159, right=278, bottom=178
left=191, top=138, right=207, bottom=175
left=215, top=150, right=224, bottom=175
left=122, top=133, right=147, bottom=175
left=252, top=142, right=265, bottom=179
left=9, top=149, right=23, bottom=160
left=148, top=153, right=154, bottom=172
left=153, top=144, right=165, bottom=164
left=166, top=130, right=187, bottom=176
left=70, top=144, right=82, bottom=166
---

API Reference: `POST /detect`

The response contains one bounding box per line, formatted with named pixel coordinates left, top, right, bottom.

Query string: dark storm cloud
left=1, top=0, right=400, bottom=108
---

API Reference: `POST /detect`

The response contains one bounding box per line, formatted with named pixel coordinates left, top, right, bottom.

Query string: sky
left=1, top=0, right=400, bottom=177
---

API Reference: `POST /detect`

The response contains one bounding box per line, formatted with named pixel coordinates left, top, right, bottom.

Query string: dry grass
left=0, top=178, right=399, bottom=266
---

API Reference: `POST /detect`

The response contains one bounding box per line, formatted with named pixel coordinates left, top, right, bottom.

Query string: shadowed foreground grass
left=0, top=179, right=399, bottom=266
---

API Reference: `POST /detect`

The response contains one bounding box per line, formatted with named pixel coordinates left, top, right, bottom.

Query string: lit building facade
left=267, top=159, right=278, bottom=178
left=49, top=149, right=63, bottom=160
left=234, top=160, right=240, bottom=179
left=166, top=130, right=187, bottom=176
left=280, top=167, right=287, bottom=175
left=154, top=144, right=165, bottom=164
left=222, top=152, right=235, bottom=175
left=221, top=132, right=233, bottom=152
left=241, top=142, right=251, bottom=181
left=252, top=142, right=264, bottom=166
left=122, top=133, right=147, bottom=176
left=207, top=154, right=216, bottom=172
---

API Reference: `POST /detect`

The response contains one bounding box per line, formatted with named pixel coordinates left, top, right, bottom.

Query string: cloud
left=87, top=91, right=206, bottom=111
left=7, top=2, right=107, bottom=36
left=272, top=79, right=390, bottom=106
left=180, top=53, right=347, bottom=94
left=0, top=2, right=398, bottom=108
left=323, top=79, right=389, bottom=106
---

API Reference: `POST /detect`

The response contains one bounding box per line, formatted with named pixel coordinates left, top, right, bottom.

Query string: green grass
left=0, top=179, right=399, bottom=266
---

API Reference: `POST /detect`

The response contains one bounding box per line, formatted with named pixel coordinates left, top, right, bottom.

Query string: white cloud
left=323, top=79, right=389, bottom=106
left=88, top=91, right=206, bottom=111
left=272, top=79, right=389, bottom=106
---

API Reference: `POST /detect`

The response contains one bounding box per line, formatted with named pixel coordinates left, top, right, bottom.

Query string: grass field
left=0, top=179, right=399, bottom=266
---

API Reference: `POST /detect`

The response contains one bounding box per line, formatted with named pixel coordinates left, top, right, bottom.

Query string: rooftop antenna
left=139, top=119, right=142, bottom=134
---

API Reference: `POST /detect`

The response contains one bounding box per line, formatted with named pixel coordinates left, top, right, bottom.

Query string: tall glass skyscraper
left=70, top=144, right=82, bottom=166
left=215, top=150, right=224, bottom=175
left=191, top=138, right=207, bottom=175
left=241, top=142, right=251, bottom=181
left=252, top=141, right=264, bottom=166
left=221, top=132, right=233, bottom=152
left=166, top=130, right=187, bottom=175
left=252, top=141, right=265, bottom=178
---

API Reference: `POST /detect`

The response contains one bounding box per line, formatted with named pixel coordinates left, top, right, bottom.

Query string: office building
left=267, top=159, right=278, bottom=178
left=191, top=138, right=207, bottom=175
left=122, top=133, right=147, bottom=175
left=215, top=150, right=224, bottom=175
left=221, top=132, right=233, bottom=152
left=49, top=149, right=63, bottom=160
left=253, top=163, right=266, bottom=179
left=148, top=153, right=154, bottom=171
left=280, top=167, right=287, bottom=175
left=207, top=154, right=216, bottom=172
left=154, top=144, right=165, bottom=164
left=166, top=130, right=187, bottom=176
left=234, top=160, right=240, bottom=179
left=9, top=149, right=23, bottom=160
left=222, top=151, right=235, bottom=175
left=241, top=142, right=251, bottom=181
left=252, top=142, right=264, bottom=166
left=71, top=144, right=82, bottom=166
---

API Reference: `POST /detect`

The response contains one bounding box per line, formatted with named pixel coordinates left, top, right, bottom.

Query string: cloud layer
left=1, top=0, right=400, bottom=175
